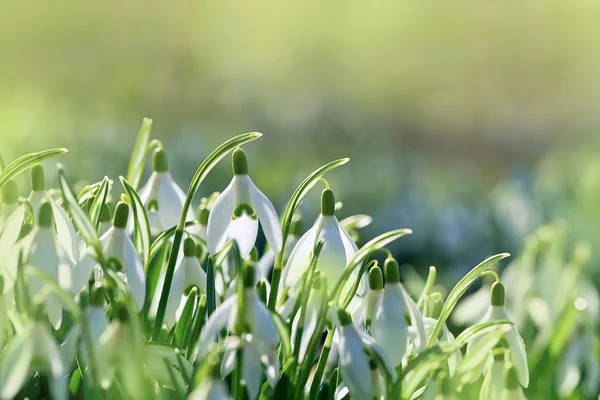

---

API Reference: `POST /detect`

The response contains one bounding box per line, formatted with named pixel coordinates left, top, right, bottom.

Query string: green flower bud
left=183, top=237, right=196, bottom=257
left=232, top=147, right=248, bottom=175
left=90, top=283, right=106, bottom=306
left=337, top=309, right=352, bottom=326
left=244, top=265, right=255, bottom=288
left=490, top=282, right=505, bottom=307
left=197, top=204, right=209, bottom=226
left=368, top=266, right=383, bottom=290
left=321, top=189, right=335, bottom=216
left=430, top=296, right=444, bottom=319
left=384, top=258, right=400, bottom=284
left=2, top=180, right=18, bottom=204
left=113, top=202, right=129, bottom=229
left=38, top=200, right=53, bottom=228
left=152, top=148, right=168, bottom=173
left=30, top=163, right=45, bottom=192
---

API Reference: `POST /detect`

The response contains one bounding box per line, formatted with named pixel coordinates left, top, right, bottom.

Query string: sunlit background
left=3, top=1, right=600, bottom=282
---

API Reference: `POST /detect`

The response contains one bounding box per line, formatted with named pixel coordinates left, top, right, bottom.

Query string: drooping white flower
left=0, top=180, right=19, bottom=226
left=0, top=320, right=67, bottom=400
left=197, top=266, right=280, bottom=399
left=466, top=282, right=529, bottom=388
left=150, top=237, right=207, bottom=328
left=282, top=188, right=359, bottom=294
left=13, top=200, right=73, bottom=329
left=137, top=148, right=195, bottom=235
left=291, top=277, right=325, bottom=362
left=80, top=202, right=146, bottom=310
left=479, top=345, right=507, bottom=400
left=206, top=148, right=282, bottom=259
left=499, top=364, right=528, bottom=400
left=364, top=266, right=384, bottom=330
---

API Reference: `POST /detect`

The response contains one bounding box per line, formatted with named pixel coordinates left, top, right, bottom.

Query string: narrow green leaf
left=152, top=132, right=262, bottom=339
left=120, top=176, right=151, bottom=267
left=57, top=166, right=102, bottom=256
left=88, top=176, right=111, bottom=231
left=269, top=308, right=292, bottom=359
left=144, top=242, right=170, bottom=318
left=427, top=253, right=510, bottom=347
left=416, top=266, right=437, bottom=309
left=0, top=148, right=68, bottom=192
left=126, top=117, right=153, bottom=190
left=339, top=214, right=373, bottom=230
left=174, top=289, right=198, bottom=348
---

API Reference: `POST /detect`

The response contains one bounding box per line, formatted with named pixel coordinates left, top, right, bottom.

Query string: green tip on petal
left=2, top=179, right=18, bottom=204
left=38, top=200, right=53, bottom=228
left=197, top=204, right=209, bottom=226
left=90, top=283, right=106, bottom=306
left=504, top=363, right=520, bottom=390
left=291, top=214, right=303, bottom=236
left=183, top=238, right=196, bottom=257
left=232, top=147, right=248, bottom=175
left=430, top=297, right=444, bottom=319
left=99, top=203, right=113, bottom=223
left=368, top=266, right=383, bottom=290
left=113, top=202, right=129, bottom=229
left=384, top=258, right=400, bottom=284
left=368, top=359, right=377, bottom=370
left=321, top=189, right=335, bottom=216
left=250, top=247, right=259, bottom=262
left=30, top=163, right=45, bottom=192
left=337, top=309, right=352, bottom=326
left=152, top=148, right=168, bottom=172
left=195, top=244, right=205, bottom=259
left=256, top=280, right=268, bottom=303
left=244, top=265, right=255, bottom=288
left=491, top=282, right=505, bottom=306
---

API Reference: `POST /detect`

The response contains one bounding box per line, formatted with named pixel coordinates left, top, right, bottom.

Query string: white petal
left=183, top=256, right=207, bottom=291
left=318, top=217, right=347, bottom=292
left=480, top=360, right=504, bottom=400
left=371, top=285, right=407, bottom=367
left=157, top=172, right=194, bottom=231
left=338, top=325, right=372, bottom=398
left=0, top=204, right=26, bottom=261
left=71, top=250, right=97, bottom=294
left=229, top=215, right=258, bottom=259
left=46, top=294, right=63, bottom=330
left=251, top=292, right=279, bottom=346
left=282, top=222, right=320, bottom=289
left=197, top=296, right=237, bottom=360
left=88, top=306, right=109, bottom=341
left=257, top=250, right=276, bottom=278
left=248, top=178, right=282, bottom=253
left=165, top=264, right=186, bottom=328
left=50, top=198, right=80, bottom=262
left=243, top=344, right=263, bottom=400
left=122, top=237, right=146, bottom=311
left=189, top=380, right=232, bottom=400
left=492, top=306, right=529, bottom=388
left=400, top=283, right=427, bottom=351
left=220, top=343, right=237, bottom=377
left=207, top=180, right=235, bottom=255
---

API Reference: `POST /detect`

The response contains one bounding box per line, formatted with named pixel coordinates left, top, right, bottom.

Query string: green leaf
left=149, top=221, right=201, bottom=261
left=268, top=158, right=349, bottom=309
left=152, top=132, right=262, bottom=340
left=120, top=176, right=151, bottom=267
left=339, top=214, right=372, bottom=230
left=427, top=253, right=510, bottom=347
left=269, top=308, right=292, bottom=359
left=126, top=117, right=153, bottom=190
left=57, top=166, right=102, bottom=256
left=174, top=290, right=198, bottom=348
left=0, top=148, right=68, bottom=192
left=416, top=266, right=437, bottom=309
left=88, top=176, right=111, bottom=231
left=144, top=241, right=170, bottom=320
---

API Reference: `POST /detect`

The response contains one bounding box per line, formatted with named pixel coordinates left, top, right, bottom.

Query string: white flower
left=499, top=364, right=528, bottom=400
left=75, top=202, right=146, bottom=311
left=137, top=148, right=195, bottom=235
left=466, top=282, right=529, bottom=388
left=291, top=278, right=325, bottom=361
left=335, top=309, right=396, bottom=400
left=479, top=352, right=506, bottom=400
left=150, top=237, right=207, bottom=328
left=206, top=148, right=282, bottom=259
left=282, top=188, right=358, bottom=294
left=0, top=321, right=67, bottom=400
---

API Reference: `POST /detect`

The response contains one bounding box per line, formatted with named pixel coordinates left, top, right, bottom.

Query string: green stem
left=206, top=256, right=216, bottom=317
left=308, top=328, right=335, bottom=399
left=268, top=252, right=284, bottom=310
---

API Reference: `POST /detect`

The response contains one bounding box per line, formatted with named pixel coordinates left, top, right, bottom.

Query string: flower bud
left=113, top=202, right=129, bottom=229
left=152, top=148, right=168, bottom=173
left=338, top=309, right=352, bottom=326
left=183, top=238, right=196, bottom=257
left=244, top=265, right=255, bottom=288
left=90, top=283, right=106, bottom=306
left=197, top=204, right=209, bottom=226
left=321, top=189, right=335, bottom=216
left=491, top=282, right=505, bottom=307
left=384, top=258, right=400, bottom=284
left=37, top=200, right=53, bottom=228
left=368, top=266, right=383, bottom=290
left=30, top=163, right=45, bottom=192
left=232, top=147, right=248, bottom=175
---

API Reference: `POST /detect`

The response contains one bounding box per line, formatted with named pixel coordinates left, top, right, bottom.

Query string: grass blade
left=0, top=148, right=68, bottom=192
left=126, top=117, right=153, bottom=190
left=120, top=176, right=151, bottom=267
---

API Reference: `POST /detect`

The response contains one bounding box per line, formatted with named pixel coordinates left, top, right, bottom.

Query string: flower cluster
left=0, top=120, right=586, bottom=400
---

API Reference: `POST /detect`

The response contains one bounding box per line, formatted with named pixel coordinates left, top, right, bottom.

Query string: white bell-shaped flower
left=291, top=277, right=325, bottom=362
left=206, top=148, right=282, bottom=259
left=0, top=180, right=19, bottom=226
left=20, top=200, right=73, bottom=329
left=364, top=266, right=384, bottom=330
left=28, top=163, right=80, bottom=262
left=500, top=364, right=528, bottom=400
left=138, top=148, right=195, bottom=235
left=150, top=237, right=207, bottom=328
left=467, top=282, right=529, bottom=388
left=479, top=345, right=508, bottom=400
left=282, top=188, right=358, bottom=294
left=0, top=319, right=67, bottom=400
left=98, top=202, right=146, bottom=311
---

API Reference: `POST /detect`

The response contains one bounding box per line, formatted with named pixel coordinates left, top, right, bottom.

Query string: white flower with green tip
left=207, top=148, right=282, bottom=259
left=500, top=364, right=528, bottom=400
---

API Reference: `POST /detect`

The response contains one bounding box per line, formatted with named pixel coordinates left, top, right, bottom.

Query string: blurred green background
left=3, top=1, right=600, bottom=280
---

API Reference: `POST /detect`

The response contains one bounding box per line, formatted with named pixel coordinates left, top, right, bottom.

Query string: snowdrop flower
left=150, top=237, right=207, bottom=328
left=479, top=343, right=508, bottom=400
left=364, top=266, right=384, bottom=330
left=282, top=188, right=359, bottom=294
left=500, top=364, right=528, bottom=400
left=21, top=200, right=73, bottom=329
left=0, top=316, right=67, bottom=400
left=28, top=163, right=80, bottom=262
left=336, top=309, right=394, bottom=400
left=291, top=276, right=325, bottom=361
left=207, top=147, right=282, bottom=259
left=197, top=266, right=280, bottom=399
left=138, top=148, right=194, bottom=235
left=98, top=202, right=146, bottom=310
left=0, top=180, right=18, bottom=225
left=467, top=282, right=529, bottom=388
left=371, top=258, right=427, bottom=367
